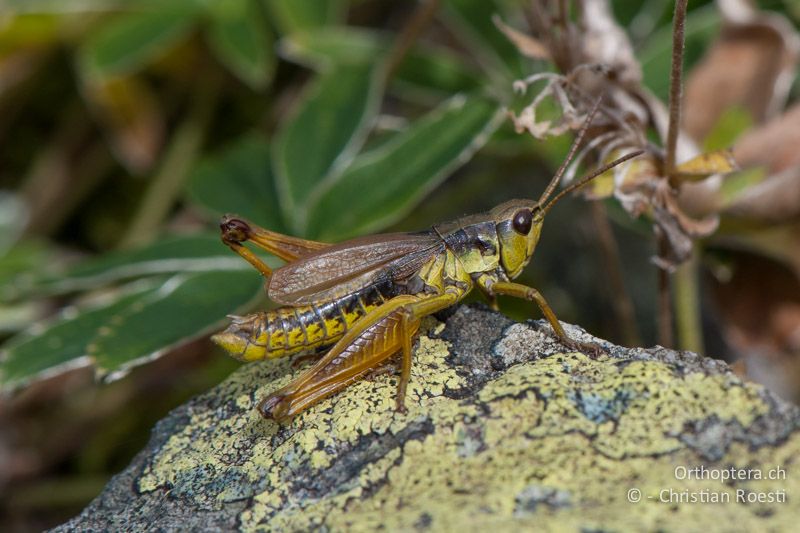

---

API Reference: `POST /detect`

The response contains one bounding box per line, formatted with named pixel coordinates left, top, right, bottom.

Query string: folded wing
left=268, top=231, right=443, bottom=305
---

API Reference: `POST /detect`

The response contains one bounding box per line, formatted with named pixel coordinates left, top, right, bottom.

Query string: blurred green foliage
left=4, top=0, right=781, bottom=406
left=0, top=0, right=513, bottom=389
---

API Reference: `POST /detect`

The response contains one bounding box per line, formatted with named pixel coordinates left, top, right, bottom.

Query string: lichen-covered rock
left=56, top=306, right=800, bottom=532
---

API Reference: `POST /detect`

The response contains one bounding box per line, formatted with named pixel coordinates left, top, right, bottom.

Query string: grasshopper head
left=492, top=149, right=644, bottom=280
left=492, top=199, right=544, bottom=279
left=493, top=98, right=602, bottom=280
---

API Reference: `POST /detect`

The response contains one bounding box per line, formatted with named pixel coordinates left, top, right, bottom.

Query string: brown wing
left=268, top=231, right=443, bottom=305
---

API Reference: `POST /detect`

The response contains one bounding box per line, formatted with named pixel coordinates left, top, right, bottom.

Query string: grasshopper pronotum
left=212, top=102, right=642, bottom=422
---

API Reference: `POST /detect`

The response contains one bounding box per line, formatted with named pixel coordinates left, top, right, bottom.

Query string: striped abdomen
left=216, top=282, right=397, bottom=362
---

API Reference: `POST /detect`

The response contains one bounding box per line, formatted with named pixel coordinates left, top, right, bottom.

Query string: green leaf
left=16, top=235, right=267, bottom=298
left=273, top=62, right=384, bottom=232
left=280, top=27, right=481, bottom=97
left=0, top=242, right=50, bottom=335
left=443, top=0, right=524, bottom=82
left=188, top=133, right=286, bottom=231
left=0, top=243, right=47, bottom=295
left=80, top=2, right=200, bottom=80
left=395, top=45, right=483, bottom=100
left=703, top=106, right=753, bottom=152
left=206, top=0, right=275, bottom=89
left=307, top=95, right=502, bottom=240
left=91, top=270, right=262, bottom=378
left=264, top=0, right=346, bottom=34
left=0, top=270, right=263, bottom=390
left=719, top=166, right=767, bottom=209
left=0, top=285, right=156, bottom=391
left=279, top=27, right=387, bottom=68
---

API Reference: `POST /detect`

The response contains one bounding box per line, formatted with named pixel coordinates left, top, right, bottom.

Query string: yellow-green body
left=230, top=283, right=394, bottom=362
left=219, top=199, right=545, bottom=364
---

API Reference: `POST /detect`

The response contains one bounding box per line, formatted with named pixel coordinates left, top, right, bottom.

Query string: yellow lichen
left=135, top=319, right=800, bottom=531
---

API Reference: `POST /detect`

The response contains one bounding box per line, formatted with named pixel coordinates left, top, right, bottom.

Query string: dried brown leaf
left=523, top=0, right=647, bottom=126
left=724, top=103, right=800, bottom=224
left=662, top=185, right=719, bottom=237
left=610, top=152, right=659, bottom=213
left=578, top=0, right=642, bottom=87
left=581, top=149, right=656, bottom=201
left=516, top=0, right=728, bottom=267
left=732, top=103, right=800, bottom=173
left=725, top=165, right=800, bottom=223
left=493, top=15, right=550, bottom=60
left=652, top=180, right=719, bottom=270
left=684, top=0, right=800, bottom=140
left=652, top=209, right=693, bottom=270
left=708, top=250, right=800, bottom=401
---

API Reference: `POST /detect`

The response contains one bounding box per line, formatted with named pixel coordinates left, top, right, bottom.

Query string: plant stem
left=589, top=201, right=641, bottom=346
left=664, top=0, right=687, bottom=176
left=384, top=0, right=442, bottom=81
left=118, top=78, right=218, bottom=249
left=657, top=0, right=688, bottom=347
left=675, top=247, right=703, bottom=353
left=656, top=233, right=674, bottom=347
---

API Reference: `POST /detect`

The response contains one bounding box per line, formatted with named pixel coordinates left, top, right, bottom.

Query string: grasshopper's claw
left=258, top=393, right=291, bottom=422
left=363, top=363, right=410, bottom=413
left=561, top=337, right=604, bottom=358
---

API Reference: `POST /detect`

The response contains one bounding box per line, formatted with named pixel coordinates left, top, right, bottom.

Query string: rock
left=55, top=305, right=800, bottom=531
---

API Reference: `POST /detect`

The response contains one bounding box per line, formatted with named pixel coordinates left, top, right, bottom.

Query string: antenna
left=537, top=96, right=603, bottom=205
left=541, top=150, right=644, bottom=215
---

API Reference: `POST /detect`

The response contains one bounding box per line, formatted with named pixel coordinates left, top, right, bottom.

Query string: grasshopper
left=212, top=106, right=642, bottom=422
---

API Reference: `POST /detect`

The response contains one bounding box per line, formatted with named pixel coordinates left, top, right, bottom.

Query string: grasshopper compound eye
left=512, top=209, right=533, bottom=235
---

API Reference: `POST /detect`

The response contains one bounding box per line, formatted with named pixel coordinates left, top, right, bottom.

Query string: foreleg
left=489, top=281, right=602, bottom=356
